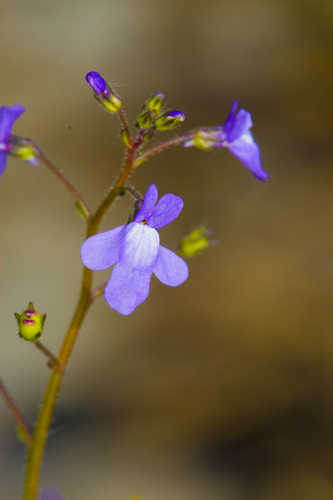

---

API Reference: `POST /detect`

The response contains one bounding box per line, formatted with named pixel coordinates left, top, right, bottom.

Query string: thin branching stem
left=0, top=378, right=32, bottom=446
left=34, top=147, right=91, bottom=219
left=23, top=129, right=143, bottom=500
left=134, top=133, right=194, bottom=167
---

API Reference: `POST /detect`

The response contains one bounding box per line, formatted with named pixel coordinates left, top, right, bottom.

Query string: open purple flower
left=81, top=184, right=189, bottom=315
left=219, top=101, right=268, bottom=182
left=0, top=104, right=25, bottom=175
left=184, top=101, right=268, bottom=182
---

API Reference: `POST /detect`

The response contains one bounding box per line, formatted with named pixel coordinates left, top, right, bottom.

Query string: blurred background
left=1, top=0, right=333, bottom=498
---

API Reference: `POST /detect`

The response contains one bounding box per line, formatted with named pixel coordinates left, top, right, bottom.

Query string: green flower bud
left=135, top=105, right=153, bottom=130
left=178, top=226, right=211, bottom=258
left=146, top=92, right=165, bottom=116
left=155, top=110, right=185, bottom=131
left=14, top=302, right=46, bottom=341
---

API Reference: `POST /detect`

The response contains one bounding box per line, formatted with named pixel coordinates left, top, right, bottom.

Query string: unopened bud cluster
left=136, top=92, right=185, bottom=133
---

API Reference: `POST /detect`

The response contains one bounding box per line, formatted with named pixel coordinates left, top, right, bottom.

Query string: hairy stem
left=23, top=140, right=139, bottom=500
left=0, top=378, right=32, bottom=446
left=35, top=148, right=91, bottom=219
left=134, top=133, right=194, bottom=167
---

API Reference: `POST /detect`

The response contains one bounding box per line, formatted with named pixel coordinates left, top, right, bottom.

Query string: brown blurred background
left=1, top=0, right=333, bottom=498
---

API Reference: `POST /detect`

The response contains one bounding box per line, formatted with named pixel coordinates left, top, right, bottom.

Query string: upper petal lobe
left=147, top=194, right=184, bottom=229
left=81, top=225, right=124, bottom=270
left=225, top=109, right=253, bottom=143
left=153, top=246, right=189, bottom=286
left=134, top=183, right=158, bottom=222
left=0, top=105, right=25, bottom=142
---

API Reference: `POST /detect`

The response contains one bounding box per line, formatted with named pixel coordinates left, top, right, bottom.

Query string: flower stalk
left=0, top=378, right=32, bottom=446
left=23, top=118, right=142, bottom=500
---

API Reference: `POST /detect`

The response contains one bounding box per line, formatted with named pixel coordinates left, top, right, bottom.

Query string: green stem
left=0, top=378, right=32, bottom=446
left=134, top=133, right=194, bottom=167
left=23, top=141, right=139, bottom=500
left=34, top=147, right=91, bottom=219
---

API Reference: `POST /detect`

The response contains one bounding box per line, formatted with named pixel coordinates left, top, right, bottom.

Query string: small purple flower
left=184, top=101, right=268, bottom=182
left=218, top=101, right=268, bottom=182
left=40, top=487, right=64, bottom=500
left=81, top=184, right=189, bottom=315
left=0, top=104, right=25, bottom=175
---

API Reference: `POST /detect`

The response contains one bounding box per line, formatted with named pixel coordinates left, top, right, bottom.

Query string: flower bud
left=86, top=71, right=109, bottom=96
left=85, top=71, right=123, bottom=113
left=135, top=106, right=153, bottom=130
left=146, top=92, right=165, bottom=116
left=14, top=301, right=46, bottom=341
left=155, top=110, right=185, bottom=131
left=178, top=226, right=211, bottom=258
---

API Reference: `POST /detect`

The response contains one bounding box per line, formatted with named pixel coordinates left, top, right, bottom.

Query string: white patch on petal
left=120, top=222, right=160, bottom=269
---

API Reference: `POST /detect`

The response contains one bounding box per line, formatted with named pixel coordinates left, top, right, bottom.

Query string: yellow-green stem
left=23, top=143, right=137, bottom=500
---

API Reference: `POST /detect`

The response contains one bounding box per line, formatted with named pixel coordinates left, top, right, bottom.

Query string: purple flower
left=184, top=101, right=268, bottom=182
left=219, top=101, right=268, bottom=182
left=81, top=184, right=189, bottom=315
left=40, top=487, right=64, bottom=500
left=0, top=104, right=25, bottom=175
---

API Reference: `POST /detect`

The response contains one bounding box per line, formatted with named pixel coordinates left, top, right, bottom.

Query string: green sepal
left=75, top=201, right=88, bottom=220
left=135, top=106, right=153, bottom=130
left=146, top=92, right=165, bottom=117
left=121, top=129, right=132, bottom=148
left=16, top=424, right=30, bottom=445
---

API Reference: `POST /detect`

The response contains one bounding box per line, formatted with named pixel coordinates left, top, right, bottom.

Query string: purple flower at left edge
left=40, top=487, right=64, bottom=500
left=81, top=184, right=189, bottom=315
left=0, top=104, right=25, bottom=175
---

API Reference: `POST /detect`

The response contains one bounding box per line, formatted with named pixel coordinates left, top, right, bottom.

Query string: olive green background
left=1, top=0, right=333, bottom=499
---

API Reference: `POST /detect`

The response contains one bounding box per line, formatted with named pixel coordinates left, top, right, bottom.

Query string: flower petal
left=153, top=246, right=189, bottom=286
left=225, top=109, right=253, bottom=143
left=147, top=194, right=184, bottom=229
left=40, top=487, right=64, bottom=500
left=120, top=222, right=160, bottom=268
left=223, top=101, right=238, bottom=138
left=228, top=131, right=269, bottom=182
left=134, top=183, right=158, bottom=222
left=0, top=105, right=25, bottom=142
left=81, top=225, right=124, bottom=270
left=0, top=151, right=8, bottom=175
left=105, top=263, right=152, bottom=315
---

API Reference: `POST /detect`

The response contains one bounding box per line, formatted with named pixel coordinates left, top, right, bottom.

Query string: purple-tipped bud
left=85, top=71, right=109, bottom=96
left=155, top=110, right=185, bottom=131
